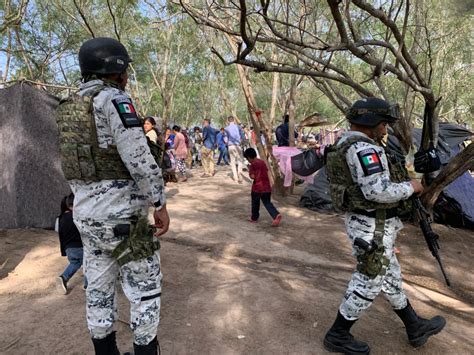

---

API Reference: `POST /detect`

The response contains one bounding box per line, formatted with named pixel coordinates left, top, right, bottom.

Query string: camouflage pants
left=339, top=215, right=408, bottom=321
left=75, top=218, right=162, bottom=345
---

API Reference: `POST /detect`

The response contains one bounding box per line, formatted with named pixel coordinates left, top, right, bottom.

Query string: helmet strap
left=370, top=127, right=381, bottom=143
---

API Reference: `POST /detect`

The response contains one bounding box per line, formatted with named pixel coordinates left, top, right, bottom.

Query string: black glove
left=414, top=147, right=441, bottom=173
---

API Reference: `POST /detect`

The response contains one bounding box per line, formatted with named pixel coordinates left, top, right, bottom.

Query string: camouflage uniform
left=69, top=79, right=166, bottom=345
left=336, top=131, right=414, bottom=320
left=325, top=98, right=445, bottom=354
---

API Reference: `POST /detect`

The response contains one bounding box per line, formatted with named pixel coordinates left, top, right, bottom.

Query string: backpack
left=165, top=150, right=176, bottom=171
left=147, top=137, right=172, bottom=170
left=291, top=148, right=323, bottom=176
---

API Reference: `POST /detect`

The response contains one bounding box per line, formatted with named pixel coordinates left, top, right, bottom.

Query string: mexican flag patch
left=118, top=102, right=136, bottom=114
left=112, top=97, right=141, bottom=128
left=362, top=153, right=379, bottom=165
left=357, top=148, right=383, bottom=176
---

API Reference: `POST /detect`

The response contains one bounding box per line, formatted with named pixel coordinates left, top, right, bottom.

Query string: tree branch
left=351, top=0, right=428, bottom=91
left=72, top=0, right=95, bottom=38
left=106, top=0, right=121, bottom=42
left=422, top=143, right=474, bottom=209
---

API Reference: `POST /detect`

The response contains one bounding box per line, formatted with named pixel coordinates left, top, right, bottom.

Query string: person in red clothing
left=243, top=148, right=282, bottom=226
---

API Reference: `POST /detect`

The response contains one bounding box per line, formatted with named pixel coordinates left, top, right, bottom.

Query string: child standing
left=57, top=193, right=87, bottom=294
left=243, top=148, right=282, bottom=226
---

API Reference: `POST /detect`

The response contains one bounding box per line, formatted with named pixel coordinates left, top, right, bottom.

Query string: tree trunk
left=422, top=143, right=474, bottom=209
left=233, top=62, right=285, bottom=194
left=287, top=75, right=298, bottom=147
left=269, top=53, right=280, bottom=127
left=218, top=82, right=238, bottom=121
left=3, top=29, right=12, bottom=81
left=396, top=85, right=416, bottom=153
left=221, top=34, right=284, bottom=192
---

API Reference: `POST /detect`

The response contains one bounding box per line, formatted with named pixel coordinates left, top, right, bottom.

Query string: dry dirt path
left=1, top=165, right=473, bottom=354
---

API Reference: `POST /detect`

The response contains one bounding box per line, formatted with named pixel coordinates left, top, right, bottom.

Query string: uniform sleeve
left=105, top=93, right=166, bottom=207
left=346, top=142, right=413, bottom=204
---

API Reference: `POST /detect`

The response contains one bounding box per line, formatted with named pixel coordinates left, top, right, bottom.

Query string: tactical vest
left=326, top=135, right=408, bottom=212
left=56, top=85, right=133, bottom=181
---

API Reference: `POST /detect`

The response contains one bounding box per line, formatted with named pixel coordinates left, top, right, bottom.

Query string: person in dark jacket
left=57, top=193, right=87, bottom=294
left=216, top=127, right=229, bottom=165
left=275, top=114, right=298, bottom=146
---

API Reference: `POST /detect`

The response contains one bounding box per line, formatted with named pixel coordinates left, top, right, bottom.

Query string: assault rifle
left=384, top=146, right=450, bottom=286
left=412, top=197, right=451, bottom=286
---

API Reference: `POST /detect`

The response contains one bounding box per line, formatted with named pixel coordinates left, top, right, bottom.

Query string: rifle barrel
left=435, top=253, right=451, bottom=287
left=413, top=197, right=451, bottom=287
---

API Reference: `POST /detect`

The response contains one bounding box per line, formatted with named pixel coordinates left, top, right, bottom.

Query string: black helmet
left=79, top=37, right=132, bottom=76
left=346, top=97, right=400, bottom=127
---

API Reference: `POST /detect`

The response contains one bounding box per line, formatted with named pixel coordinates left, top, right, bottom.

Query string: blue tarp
left=439, top=172, right=474, bottom=228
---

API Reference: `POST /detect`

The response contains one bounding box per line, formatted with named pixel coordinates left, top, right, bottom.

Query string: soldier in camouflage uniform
left=323, top=98, right=445, bottom=354
left=58, top=38, right=169, bottom=355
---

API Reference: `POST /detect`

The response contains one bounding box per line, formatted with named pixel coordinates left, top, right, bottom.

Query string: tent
left=0, top=82, right=69, bottom=229
left=299, top=124, right=473, bottom=229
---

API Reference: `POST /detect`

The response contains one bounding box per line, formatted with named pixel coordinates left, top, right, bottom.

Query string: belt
left=353, top=208, right=398, bottom=219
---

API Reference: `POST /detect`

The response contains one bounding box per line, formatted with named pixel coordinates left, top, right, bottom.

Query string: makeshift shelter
left=299, top=124, right=473, bottom=229
left=0, top=82, right=69, bottom=229
left=434, top=170, right=474, bottom=229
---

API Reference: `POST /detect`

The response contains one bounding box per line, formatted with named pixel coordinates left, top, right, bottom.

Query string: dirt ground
left=1, top=164, right=473, bottom=355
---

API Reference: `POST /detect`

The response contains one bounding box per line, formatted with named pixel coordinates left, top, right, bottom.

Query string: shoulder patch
left=357, top=148, right=384, bottom=176
left=111, top=97, right=141, bottom=128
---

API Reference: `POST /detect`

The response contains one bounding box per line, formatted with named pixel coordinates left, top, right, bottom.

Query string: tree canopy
left=0, top=0, right=472, bottom=131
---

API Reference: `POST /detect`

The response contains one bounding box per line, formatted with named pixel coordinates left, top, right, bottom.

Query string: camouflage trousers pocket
left=356, top=247, right=389, bottom=279
left=112, top=217, right=161, bottom=266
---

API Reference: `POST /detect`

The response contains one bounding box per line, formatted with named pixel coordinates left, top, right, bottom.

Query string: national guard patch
left=112, top=97, right=141, bottom=128
left=357, top=148, right=383, bottom=176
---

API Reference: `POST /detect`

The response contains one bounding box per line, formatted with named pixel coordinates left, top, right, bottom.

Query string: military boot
left=394, top=301, right=446, bottom=348
left=91, top=331, right=120, bottom=355
left=133, top=336, right=160, bottom=355
left=323, top=312, right=370, bottom=354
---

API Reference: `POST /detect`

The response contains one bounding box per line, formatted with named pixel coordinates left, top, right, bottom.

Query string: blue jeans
left=61, top=247, right=87, bottom=286
left=217, top=146, right=229, bottom=165
left=251, top=192, right=279, bottom=220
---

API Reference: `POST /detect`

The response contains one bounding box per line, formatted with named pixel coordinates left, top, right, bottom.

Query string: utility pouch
left=397, top=199, right=413, bottom=221
left=356, top=242, right=388, bottom=278
left=147, top=138, right=172, bottom=170
left=356, top=209, right=389, bottom=278
left=112, top=217, right=160, bottom=266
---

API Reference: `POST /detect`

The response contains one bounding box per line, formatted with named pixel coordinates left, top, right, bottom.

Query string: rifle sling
left=374, top=209, right=386, bottom=246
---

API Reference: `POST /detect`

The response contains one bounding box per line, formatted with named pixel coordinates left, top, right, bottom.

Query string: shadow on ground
left=0, top=165, right=473, bottom=354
